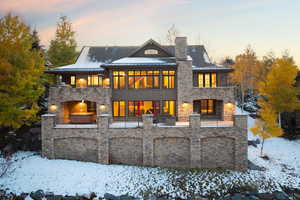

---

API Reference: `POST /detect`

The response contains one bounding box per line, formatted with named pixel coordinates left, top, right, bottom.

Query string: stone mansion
left=42, top=37, right=248, bottom=171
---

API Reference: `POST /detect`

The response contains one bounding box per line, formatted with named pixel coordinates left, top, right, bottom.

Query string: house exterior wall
left=41, top=114, right=248, bottom=171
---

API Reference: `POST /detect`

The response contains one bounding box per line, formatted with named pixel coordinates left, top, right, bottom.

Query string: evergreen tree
left=0, top=14, right=44, bottom=129
left=251, top=100, right=283, bottom=156
left=48, top=16, right=77, bottom=67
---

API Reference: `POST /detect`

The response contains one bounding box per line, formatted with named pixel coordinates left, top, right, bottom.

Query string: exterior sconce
left=225, top=103, right=233, bottom=108
left=99, top=104, right=107, bottom=111
left=182, top=102, right=189, bottom=107
left=49, top=104, right=57, bottom=112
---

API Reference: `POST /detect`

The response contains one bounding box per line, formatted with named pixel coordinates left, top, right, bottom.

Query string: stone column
left=142, top=114, right=154, bottom=166
left=142, top=114, right=153, bottom=130
left=97, top=114, right=110, bottom=130
left=41, top=114, right=56, bottom=159
left=233, top=114, right=248, bottom=171
left=233, top=114, right=248, bottom=130
left=97, top=114, right=110, bottom=164
left=189, top=113, right=201, bottom=128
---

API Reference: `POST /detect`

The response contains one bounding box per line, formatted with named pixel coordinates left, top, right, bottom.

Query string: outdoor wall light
left=182, top=102, right=189, bottom=107
left=225, top=103, right=233, bottom=108
left=99, top=104, right=107, bottom=111
left=49, top=104, right=57, bottom=112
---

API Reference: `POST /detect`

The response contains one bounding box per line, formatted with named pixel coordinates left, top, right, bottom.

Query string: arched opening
left=61, top=101, right=97, bottom=124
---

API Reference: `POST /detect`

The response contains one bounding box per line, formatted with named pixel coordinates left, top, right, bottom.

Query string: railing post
left=142, top=114, right=154, bottom=130
left=189, top=113, right=201, bottom=128
left=233, top=114, right=248, bottom=130
left=97, top=114, right=110, bottom=131
left=41, top=114, right=56, bottom=159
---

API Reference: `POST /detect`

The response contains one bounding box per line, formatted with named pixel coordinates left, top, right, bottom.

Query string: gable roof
left=46, top=39, right=233, bottom=73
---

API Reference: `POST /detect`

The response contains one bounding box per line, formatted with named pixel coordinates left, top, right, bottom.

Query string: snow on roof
left=192, top=64, right=233, bottom=71
left=102, top=57, right=177, bottom=67
left=46, top=47, right=104, bottom=73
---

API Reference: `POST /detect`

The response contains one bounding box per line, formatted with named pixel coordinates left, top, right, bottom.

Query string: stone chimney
left=175, top=37, right=187, bottom=60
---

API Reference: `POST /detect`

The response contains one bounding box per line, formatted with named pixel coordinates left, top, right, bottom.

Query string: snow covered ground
left=0, top=108, right=299, bottom=198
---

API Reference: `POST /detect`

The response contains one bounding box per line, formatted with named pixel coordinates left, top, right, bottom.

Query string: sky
left=0, top=0, right=299, bottom=65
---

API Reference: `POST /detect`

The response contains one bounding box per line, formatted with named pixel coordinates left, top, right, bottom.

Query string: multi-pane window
left=113, top=71, right=125, bottom=89
left=128, top=71, right=159, bottom=89
left=88, top=75, right=103, bottom=87
left=200, top=99, right=215, bottom=114
left=113, top=101, right=125, bottom=117
left=198, top=73, right=217, bottom=88
left=128, top=101, right=160, bottom=116
left=163, top=101, right=176, bottom=115
left=163, top=71, right=175, bottom=88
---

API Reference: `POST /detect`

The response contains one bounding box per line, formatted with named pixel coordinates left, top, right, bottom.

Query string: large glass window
left=198, top=73, right=217, bottom=88
left=128, top=70, right=160, bottom=89
left=128, top=101, right=160, bottom=116
left=163, top=71, right=175, bottom=88
left=163, top=101, right=175, bottom=115
left=113, top=71, right=125, bottom=89
left=88, top=75, right=102, bottom=87
left=113, top=101, right=125, bottom=117
left=200, top=99, right=215, bottom=114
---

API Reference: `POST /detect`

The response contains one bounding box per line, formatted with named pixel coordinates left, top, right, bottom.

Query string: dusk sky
left=0, top=0, right=299, bottom=64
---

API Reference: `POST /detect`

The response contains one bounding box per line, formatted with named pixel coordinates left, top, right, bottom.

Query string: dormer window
left=144, top=49, right=158, bottom=55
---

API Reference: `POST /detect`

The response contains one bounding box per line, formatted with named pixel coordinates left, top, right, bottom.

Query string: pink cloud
left=0, top=0, right=94, bottom=14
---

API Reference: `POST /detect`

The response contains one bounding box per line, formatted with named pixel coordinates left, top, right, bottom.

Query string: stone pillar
left=189, top=113, right=201, bottom=128
left=142, top=114, right=153, bottom=130
left=234, top=114, right=248, bottom=171
left=41, top=114, right=56, bottom=159
left=97, top=114, right=110, bottom=164
left=233, top=114, right=248, bottom=130
left=97, top=114, right=110, bottom=130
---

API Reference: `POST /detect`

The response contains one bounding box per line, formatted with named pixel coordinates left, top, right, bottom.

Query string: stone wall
left=42, top=114, right=248, bottom=171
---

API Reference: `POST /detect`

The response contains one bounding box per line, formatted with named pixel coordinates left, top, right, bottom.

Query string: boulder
left=248, top=160, right=266, bottom=171
left=103, top=193, right=119, bottom=200
left=30, top=190, right=45, bottom=200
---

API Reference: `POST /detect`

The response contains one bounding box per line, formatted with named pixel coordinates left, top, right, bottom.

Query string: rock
left=248, top=160, right=266, bottom=171
left=248, top=140, right=258, bottom=148
left=103, top=193, right=118, bottom=200
left=248, top=195, right=260, bottom=200
left=63, top=196, right=77, bottom=200
left=89, top=192, right=97, bottom=200
left=30, top=190, right=45, bottom=200
left=119, top=194, right=136, bottom=200
left=16, top=193, right=29, bottom=200
left=231, top=193, right=243, bottom=200
left=257, top=193, right=274, bottom=200
left=273, top=191, right=290, bottom=200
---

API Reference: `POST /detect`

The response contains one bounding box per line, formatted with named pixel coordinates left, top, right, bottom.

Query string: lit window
left=198, top=73, right=217, bottom=88
left=128, top=70, right=160, bottom=89
left=113, top=71, right=125, bottom=89
left=88, top=75, right=100, bottom=86
left=163, top=101, right=175, bottom=115
left=70, top=76, right=76, bottom=85
left=128, top=101, right=160, bottom=116
left=163, top=71, right=176, bottom=88
left=200, top=99, right=215, bottom=114
left=113, top=101, right=125, bottom=117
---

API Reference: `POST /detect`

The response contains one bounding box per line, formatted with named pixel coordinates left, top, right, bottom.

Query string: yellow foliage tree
left=258, top=55, right=300, bottom=126
left=251, top=100, right=283, bottom=156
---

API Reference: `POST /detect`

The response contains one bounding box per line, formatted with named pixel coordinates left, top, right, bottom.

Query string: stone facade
left=175, top=37, right=235, bottom=121
left=42, top=114, right=248, bottom=171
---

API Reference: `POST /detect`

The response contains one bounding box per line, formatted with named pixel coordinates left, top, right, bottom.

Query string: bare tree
left=166, top=24, right=180, bottom=45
